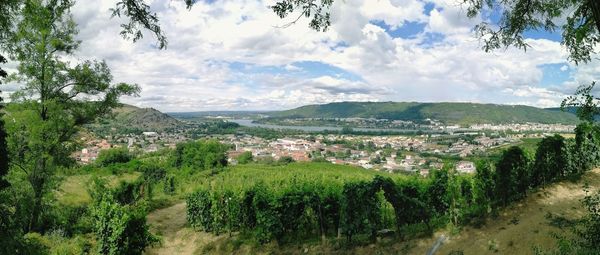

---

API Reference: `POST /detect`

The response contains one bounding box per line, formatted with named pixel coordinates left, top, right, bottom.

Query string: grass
left=176, top=162, right=405, bottom=195
left=55, top=172, right=140, bottom=206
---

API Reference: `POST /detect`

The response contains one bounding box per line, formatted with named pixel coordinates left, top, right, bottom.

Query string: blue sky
left=29, top=0, right=594, bottom=112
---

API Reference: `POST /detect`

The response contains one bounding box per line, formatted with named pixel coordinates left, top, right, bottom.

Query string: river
left=230, top=119, right=433, bottom=133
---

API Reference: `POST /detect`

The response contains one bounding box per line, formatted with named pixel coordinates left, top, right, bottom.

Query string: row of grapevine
left=186, top=175, right=457, bottom=243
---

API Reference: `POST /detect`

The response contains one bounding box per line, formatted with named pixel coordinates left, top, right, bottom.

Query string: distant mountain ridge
left=270, top=102, right=579, bottom=125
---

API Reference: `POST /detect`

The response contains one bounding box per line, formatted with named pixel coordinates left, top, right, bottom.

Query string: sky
left=4, top=0, right=600, bottom=112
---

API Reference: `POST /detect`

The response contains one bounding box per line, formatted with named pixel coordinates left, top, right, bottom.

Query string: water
left=230, top=119, right=429, bottom=133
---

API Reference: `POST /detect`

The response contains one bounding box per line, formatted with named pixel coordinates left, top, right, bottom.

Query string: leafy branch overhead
left=271, top=0, right=333, bottom=31
left=561, top=82, right=600, bottom=122
left=464, top=0, right=600, bottom=65
left=270, top=0, right=600, bottom=65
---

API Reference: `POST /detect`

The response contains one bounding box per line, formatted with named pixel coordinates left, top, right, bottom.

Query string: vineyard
left=182, top=124, right=600, bottom=249
left=186, top=162, right=474, bottom=244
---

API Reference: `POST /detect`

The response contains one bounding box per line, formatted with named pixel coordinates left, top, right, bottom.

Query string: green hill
left=88, top=104, right=181, bottom=134
left=270, top=102, right=579, bottom=125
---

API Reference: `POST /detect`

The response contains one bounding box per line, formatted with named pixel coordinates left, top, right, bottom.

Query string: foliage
left=140, top=164, right=166, bottom=183
left=171, top=139, right=229, bottom=170
left=574, top=188, right=600, bottom=254
left=341, top=181, right=380, bottom=242
left=531, top=135, right=569, bottom=187
left=96, top=148, right=133, bottom=167
left=428, top=167, right=450, bottom=215
left=271, top=0, right=333, bottom=32
left=277, top=156, right=295, bottom=165
left=463, top=0, right=599, bottom=64
left=561, top=82, right=600, bottom=122
left=112, top=180, right=145, bottom=205
left=0, top=189, right=26, bottom=254
left=0, top=87, right=8, bottom=189
left=3, top=0, right=139, bottom=232
left=572, top=123, right=600, bottom=173
left=472, top=161, right=495, bottom=219
left=90, top=186, right=158, bottom=255
left=236, top=151, right=253, bottom=165
left=495, top=146, right=530, bottom=206
left=163, top=175, right=175, bottom=194
left=269, top=0, right=600, bottom=64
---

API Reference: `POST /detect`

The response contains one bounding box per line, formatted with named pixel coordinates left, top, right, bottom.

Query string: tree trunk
left=28, top=183, right=44, bottom=232
left=28, top=158, right=46, bottom=232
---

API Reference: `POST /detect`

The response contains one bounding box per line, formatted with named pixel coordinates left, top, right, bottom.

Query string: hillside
left=270, top=102, right=579, bottom=125
left=89, top=104, right=181, bottom=133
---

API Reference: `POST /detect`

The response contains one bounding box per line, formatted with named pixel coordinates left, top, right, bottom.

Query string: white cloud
left=30, top=0, right=588, bottom=112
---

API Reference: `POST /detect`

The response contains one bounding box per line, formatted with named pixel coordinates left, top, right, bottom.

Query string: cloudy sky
left=7, top=0, right=600, bottom=112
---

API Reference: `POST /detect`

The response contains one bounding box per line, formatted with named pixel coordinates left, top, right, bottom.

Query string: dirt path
left=145, top=202, right=219, bottom=255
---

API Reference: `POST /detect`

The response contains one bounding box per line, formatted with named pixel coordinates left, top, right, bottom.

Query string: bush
left=163, top=175, right=175, bottom=194
left=96, top=148, right=132, bottom=167
left=140, top=164, right=167, bottom=183
left=187, top=189, right=213, bottom=231
left=112, top=180, right=145, bottom=205
left=236, top=151, right=253, bottom=164
left=277, top=156, right=294, bottom=165
left=91, top=191, right=158, bottom=255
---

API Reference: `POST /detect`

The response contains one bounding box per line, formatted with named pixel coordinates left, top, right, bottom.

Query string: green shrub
left=140, top=164, right=166, bottom=183
left=236, top=151, right=253, bottom=164
left=187, top=189, right=213, bottom=231
left=163, top=175, right=175, bottom=194
left=96, top=148, right=132, bottom=167
left=112, top=180, right=145, bottom=205
left=277, top=156, right=294, bottom=165
left=91, top=191, right=158, bottom=255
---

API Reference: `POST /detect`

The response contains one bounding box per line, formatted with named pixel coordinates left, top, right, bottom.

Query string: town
left=73, top=119, right=565, bottom=176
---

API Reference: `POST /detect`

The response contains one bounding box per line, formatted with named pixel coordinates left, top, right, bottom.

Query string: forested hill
left=88, top=104, right=181, bottom=134
left=270, top=102, right=579, bottom=125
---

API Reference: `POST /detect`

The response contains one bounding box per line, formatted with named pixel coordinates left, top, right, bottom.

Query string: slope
left=88, top=104, right=181, bottom=134
left=271, top=102, right=579, bottom=125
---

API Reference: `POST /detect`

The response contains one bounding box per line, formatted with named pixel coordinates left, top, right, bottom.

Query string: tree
left=0, top=59, right=8, bottom=189
left=172, top=140, right=228, bottom=170
left=0, top=0, right=15, bottom=189
left=4, top=0, right=139, bottom=231
left=495, top=146, right=530, bottom=206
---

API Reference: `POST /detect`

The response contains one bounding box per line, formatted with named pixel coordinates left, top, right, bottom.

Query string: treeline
left=186, top=123, right=600, bottom=244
